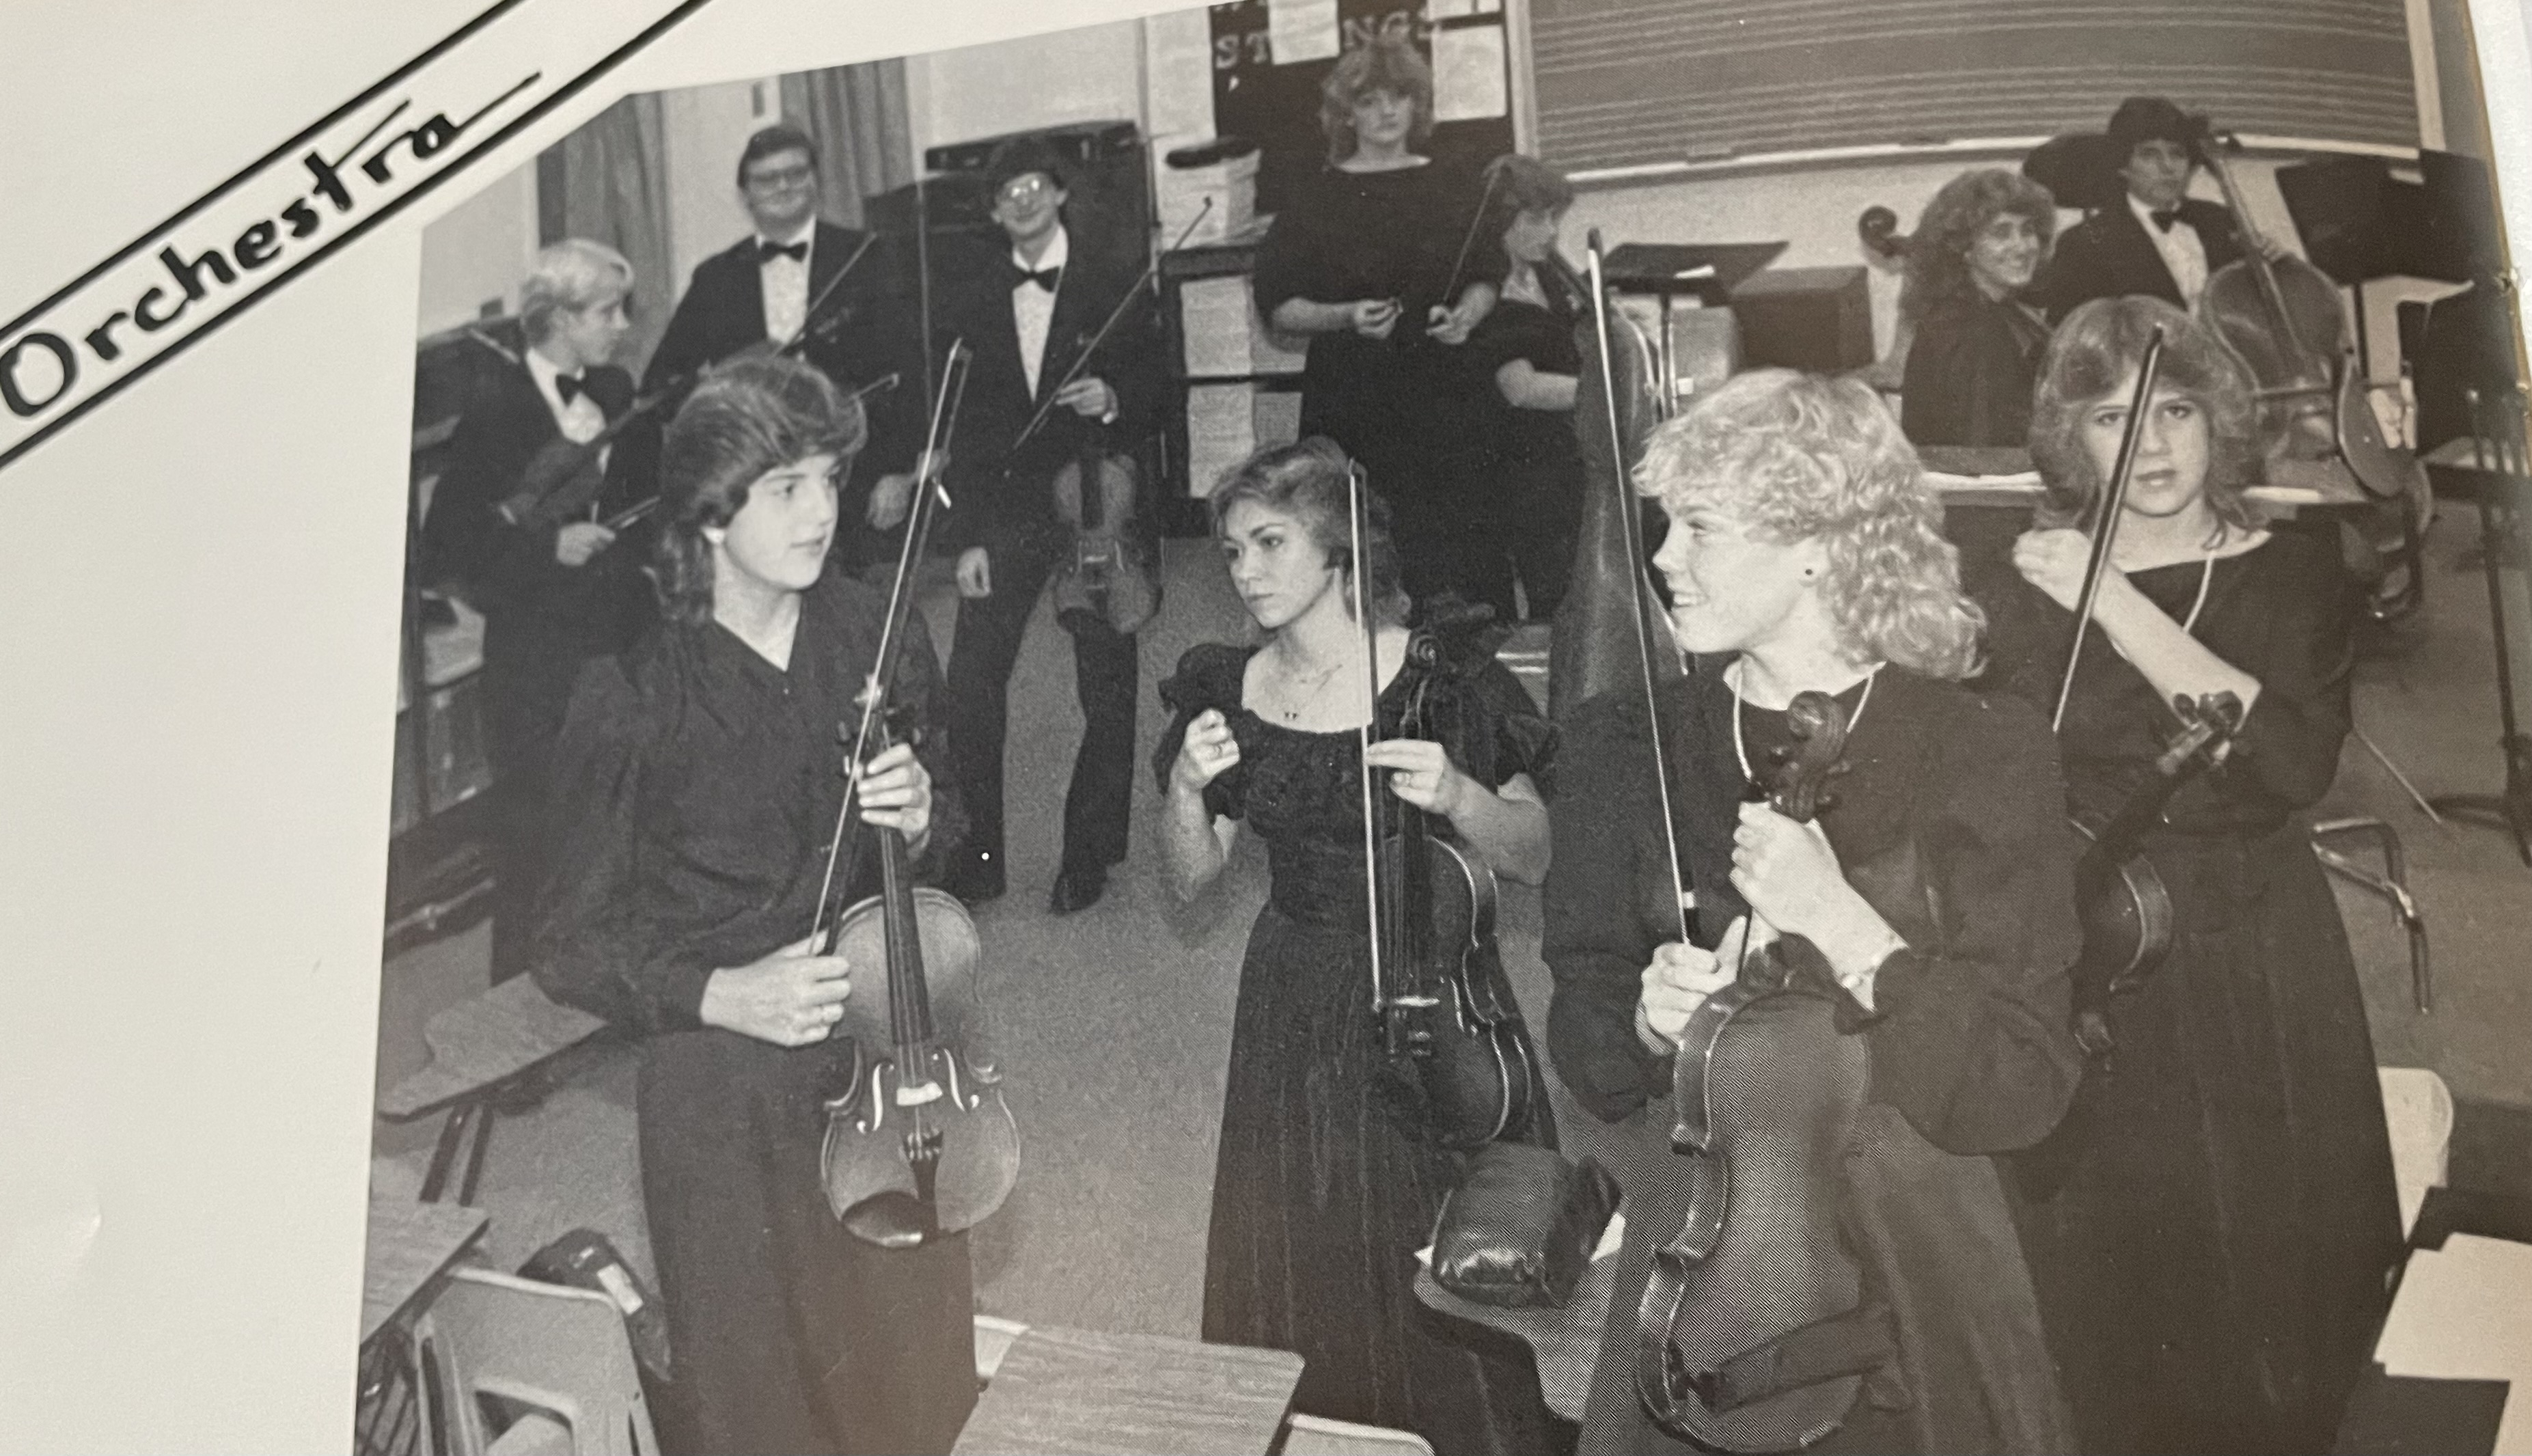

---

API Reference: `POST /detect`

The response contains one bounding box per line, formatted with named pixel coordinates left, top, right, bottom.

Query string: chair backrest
left=2377, top=1065, right=2455, bottom=1237
left=1281, top=1413, right=1436, bottom=1456
left=419, top=1266, right=657, bottom=1456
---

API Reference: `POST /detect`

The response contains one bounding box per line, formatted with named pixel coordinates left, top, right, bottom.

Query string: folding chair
left=417, top=1265, right=658, bottom=1456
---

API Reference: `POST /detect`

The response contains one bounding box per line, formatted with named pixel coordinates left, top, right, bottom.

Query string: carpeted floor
left=370, top=505, right=2532, bottom=1341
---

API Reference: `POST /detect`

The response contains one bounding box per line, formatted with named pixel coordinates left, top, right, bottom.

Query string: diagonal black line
left=0, top=0, right=720, bottom=474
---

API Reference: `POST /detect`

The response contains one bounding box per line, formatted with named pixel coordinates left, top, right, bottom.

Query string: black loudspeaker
left=1731, top=266, right=1875, bottom=373
left=868, top=120, right=1152, bottom=272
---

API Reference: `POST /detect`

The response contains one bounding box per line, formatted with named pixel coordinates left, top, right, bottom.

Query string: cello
left=814, top=339, right=1022, bottom=1248
left=1346, top=462, right=1543, bottom=1149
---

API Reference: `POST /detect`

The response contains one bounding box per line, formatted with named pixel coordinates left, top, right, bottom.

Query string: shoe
left=941, top=851, right=1005, bottom=905
left=1048, top=864, right=1107, bottom=915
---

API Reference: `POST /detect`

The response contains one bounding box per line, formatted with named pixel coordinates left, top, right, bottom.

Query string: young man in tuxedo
left=624, top=122, right=929, bottom=569
left=423, top=239, right=651, bottom=984
left=2033, top=96, right=2246, bottom=324
left=895, top=137, right=1159, bottom=913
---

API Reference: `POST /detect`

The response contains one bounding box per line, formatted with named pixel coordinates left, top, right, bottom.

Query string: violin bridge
left=894, top=1076, right=946, bottom=1108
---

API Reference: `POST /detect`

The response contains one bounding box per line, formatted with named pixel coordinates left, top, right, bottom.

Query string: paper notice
left=1267, top=0, right=1339, bottom=64
left=1253, top=387, right=1302, bottom=451
left=2374, top=1235, right=2532, bottom=1454
left=1433, top=25, right=1508, bottom=122
left=1187, top=384, right=1259, bottom=497
left=1428, top=0, right=1502, bottom=16
left=1143, top=8, right=1215, bottom=142
left=1181, top=276, right=1256, bottom=379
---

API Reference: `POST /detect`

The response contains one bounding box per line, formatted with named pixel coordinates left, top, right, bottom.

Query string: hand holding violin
left=1054, top=376, right=1116, bottom=420
left=1363, top=737, right=1477, bottom=819
left=1170, top=708, right=1241, bottom=795
left=1635, top=918, right=1754, bottom=1054
left=1732, top=801, right=1904, bottom=1000
left=700, top=933, right=853, bottom=1047
left=850, top=741, right=933, bottom=851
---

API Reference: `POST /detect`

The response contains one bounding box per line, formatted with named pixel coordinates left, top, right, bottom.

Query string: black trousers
left=944, top=527, right=1140, bottom=877
left=481, top=618, right=584, bottom=985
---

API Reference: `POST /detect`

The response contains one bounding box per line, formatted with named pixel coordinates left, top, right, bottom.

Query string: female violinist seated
left=1156, top=438, right=1562, bottom=1456
left=1980, top=296, right=2403, bottom=1456
left=1542, top=370, right=2086, bottom=1455
left=1898, top=168, right=2058, bottom=450
left=532, top=355, right=976, bottom=1456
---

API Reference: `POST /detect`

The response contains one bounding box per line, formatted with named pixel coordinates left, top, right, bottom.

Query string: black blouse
left=1543, top=665, right=2084, bottom=1155
left=1900, top=294, right=2050, bottom=449
left=1468, top=293, right=1584, bottom=471
left=1974, top=519, right=2357, bottom=835
left=530, top=571, right=959, bottom=1034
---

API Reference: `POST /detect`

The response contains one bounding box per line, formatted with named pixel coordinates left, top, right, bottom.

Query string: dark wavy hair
left=1319, top=37, right=1436, bottom=162
left=653, top=356, right=866, bottom=624
left=1901, top=168, right=2057, bottom=322
left=2028, top=296, right=2263, bottom=537
left=1208, top=437, right=1410, bottom=627
left=1476, top=153, right=1575, bottom=257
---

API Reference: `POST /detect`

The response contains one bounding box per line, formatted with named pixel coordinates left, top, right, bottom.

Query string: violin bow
left=1584, top=230, right=1692, bottom=944
left=808, top=338, right=973, bottom=948
left=1438, top=160, right=1507, bottom=322
left=1005, top=199, right=1216, bottom=458
left=773, top=230, right=878, bottom=359
left=1347, top=459, right=1393, bottom=1024
left=2053, top=324, right=2167, bottom=732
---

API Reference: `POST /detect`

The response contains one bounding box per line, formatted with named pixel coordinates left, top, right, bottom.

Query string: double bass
left=814, top=339, right=1021, bottom=1248
left=1346, top=463, right=1542, bottom=1149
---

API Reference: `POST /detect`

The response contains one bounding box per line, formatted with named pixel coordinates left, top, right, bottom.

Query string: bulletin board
left=1207, top=0, right=1517, bottom=215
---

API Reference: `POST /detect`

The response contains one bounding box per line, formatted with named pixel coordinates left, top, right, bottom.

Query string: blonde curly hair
left=1636, top=369, right=1985, bottom=679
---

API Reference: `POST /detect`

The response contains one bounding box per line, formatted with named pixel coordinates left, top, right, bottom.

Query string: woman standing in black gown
left=1543, top=370, right=2083, bottom=1455
left=1982, top=297, right=2404, bottom=1455
left=1253, top=37, right=1501, bottom=606
left=1899, top=168, right=2056, bottom=449
left=1157, top=439, right=1560, bottom=1454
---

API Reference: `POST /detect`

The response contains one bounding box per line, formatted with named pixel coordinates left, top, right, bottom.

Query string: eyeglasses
left=995, top=174, right=1057, bottom=204
left=745, top=164, right=816, bottom=194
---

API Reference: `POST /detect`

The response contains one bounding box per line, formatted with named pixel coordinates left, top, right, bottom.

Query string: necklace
left=1731, top=660, right=1880, bottom=785
left=1265, top=648, right=1351, bottom=723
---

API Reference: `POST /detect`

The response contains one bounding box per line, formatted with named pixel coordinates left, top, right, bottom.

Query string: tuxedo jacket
left=424, top=359, right=653, bottom=669
left=933, top=239, right=1163, bottom=555
left=623, top=220, right=925, bottom=507
left=2034, top=197, right=2244, bottom=325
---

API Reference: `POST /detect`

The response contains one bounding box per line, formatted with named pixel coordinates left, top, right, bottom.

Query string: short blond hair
left=1637, top=370, right=1985, bottom=679
left=520, top=238, right=633, bottom=345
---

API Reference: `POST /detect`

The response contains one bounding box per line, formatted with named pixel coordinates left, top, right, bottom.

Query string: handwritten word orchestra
left=422, top=36, right=2404, bottom=1456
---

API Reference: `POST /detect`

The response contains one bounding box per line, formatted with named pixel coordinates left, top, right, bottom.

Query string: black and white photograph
left=7, top=0, right=2532, bottom=1451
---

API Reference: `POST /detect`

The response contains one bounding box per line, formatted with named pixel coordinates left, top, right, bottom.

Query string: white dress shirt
left=758, top=219, right=815, bottom=344
left=2129, top=191, right=2210, bottom=310
left=1010, top=225, right=1069, bottom=398
left=526, top=345, right=606, bottom=447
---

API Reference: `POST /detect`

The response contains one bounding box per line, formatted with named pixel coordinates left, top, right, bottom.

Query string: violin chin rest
left=840, top=1192, right=936, bottom=1250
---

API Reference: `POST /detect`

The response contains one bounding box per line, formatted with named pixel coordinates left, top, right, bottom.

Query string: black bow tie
left=758, top=238, right=808, bottom=264
left=1012, top=261, right=1062, bottom=292
left=2149, top=208, right=2182, bottom=234
left=554, top=371, right=587, bottom=404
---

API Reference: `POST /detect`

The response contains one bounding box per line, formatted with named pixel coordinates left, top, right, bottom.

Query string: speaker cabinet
left=1731, top=266, right=1875, bottom=374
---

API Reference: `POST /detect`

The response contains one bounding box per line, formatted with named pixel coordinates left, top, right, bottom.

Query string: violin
left=1347, top=463, right=1543, bottom=1149
left=497, top=234, right=881, bottom=530
left=2193, top=120, right=2416, bottom=502
left=1049, top=442, right=1160, bottom=637
left=814, top=340, right=1021, bottom=1248
left=1634, top=691, right=1897, bottom=1453
left=2046, top=323, right=2246, bottom=1056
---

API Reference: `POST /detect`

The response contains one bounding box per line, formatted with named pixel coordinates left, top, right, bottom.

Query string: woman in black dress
left=1543, top=370, right=2083, bottom=1455
left=1458, top=153, right=1585, bottom=622
left=1253, top=37, right=1502, bottom=607
left=1983, top=297, right=2404, bottom=1455
left=1157, top=439, right=1560, bottom=1454
left=1899, top=168, right=2056, bottom=449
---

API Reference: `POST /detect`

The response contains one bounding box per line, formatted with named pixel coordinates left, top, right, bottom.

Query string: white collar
left=1010, top=224, right=1069, bottom=276
left=525, top=344, right=580, bottom=392
left=2127, top=191, right=2192, bottom=233
left=754, top=218, right=816, bottom=253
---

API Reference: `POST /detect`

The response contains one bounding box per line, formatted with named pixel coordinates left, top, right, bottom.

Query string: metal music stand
left=2425, top=386, right=2532, bottom=865
left=1601, top=242, right=1787, bottom=404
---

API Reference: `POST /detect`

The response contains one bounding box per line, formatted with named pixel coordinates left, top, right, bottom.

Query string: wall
left=905, top=18, right=1146, bottom=154
left=659, top=78, right=780, bottom=286
left=413, top=163, right=538, bottom=338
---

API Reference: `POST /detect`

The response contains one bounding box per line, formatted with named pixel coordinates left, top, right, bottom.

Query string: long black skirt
left=1201, top=904, right=1564, bottom=1456
left=2011, top=821, right=2404, bottom=1455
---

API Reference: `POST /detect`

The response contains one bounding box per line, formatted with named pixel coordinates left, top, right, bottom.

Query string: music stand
left=1601, top=242, right=1787, bottom=404
left=2425, top=386, right=2532, bottom=866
